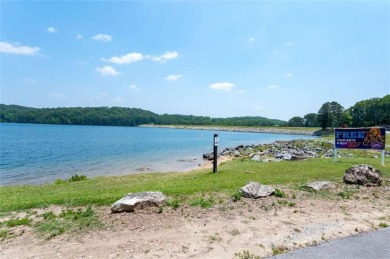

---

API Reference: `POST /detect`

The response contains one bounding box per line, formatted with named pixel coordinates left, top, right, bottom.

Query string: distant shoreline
left=140, top=124, right=319, bottom=136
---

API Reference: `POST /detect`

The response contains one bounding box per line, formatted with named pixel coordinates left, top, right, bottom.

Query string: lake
left=0, top=123, right=316, bottom=186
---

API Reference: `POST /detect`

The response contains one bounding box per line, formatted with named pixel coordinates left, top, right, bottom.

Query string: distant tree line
left=0, top=104, right=286, bottom=127
left=287, top=95, right=390, bottom=129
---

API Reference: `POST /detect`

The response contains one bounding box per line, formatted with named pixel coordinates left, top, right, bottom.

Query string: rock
left=233, top=150, right=241, bottom=157
left=240, top=182, right=275, bottom=199
left=111, top=191, right=166, bottom=213
left=343, top=164, right=383, bottom=186
left=291, top=154, right=309, bottom=161
left=251, top=155, right=261, bottom=161
left=304, top=181, right=334, bottom=191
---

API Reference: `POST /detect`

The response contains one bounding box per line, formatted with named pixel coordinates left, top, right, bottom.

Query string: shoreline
left=140, top=124, right=319, bottom=136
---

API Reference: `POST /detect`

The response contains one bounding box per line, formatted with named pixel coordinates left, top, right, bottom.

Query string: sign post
left=334, top=127, right=386, bottom=166
left=213, top=134, right=218, bottom=173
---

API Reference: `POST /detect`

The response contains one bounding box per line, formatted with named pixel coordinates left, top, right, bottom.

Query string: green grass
left=0, top=156, right=389, bottom=213
left=36, top=206, right=100, bottom=239
left=2, top=217, right=31, bottom=227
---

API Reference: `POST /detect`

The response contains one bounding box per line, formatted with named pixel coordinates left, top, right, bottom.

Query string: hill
left=0, top=104, right=286, bottom=127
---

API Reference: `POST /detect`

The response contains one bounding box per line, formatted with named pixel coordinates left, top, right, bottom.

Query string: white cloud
left=237, top=90, right=247, bottom=94
left=104, top=52, right=143, bottom=64
left=128, top=84, right=140, bottom=91
left=249, top=37, right=255, bottom=42
left=165, top=74, right=183, bottom=81
left=285, top=41, right=294, bottom=47
left=209, top=82, right=235, bottom=91
left=76, top=34, right=83, bottom=40
left=0, top=41, right=40, bottom=55
left=272, top=50, right=279, bottom=55
left=286, top=73, right=293, bottom=78
left=266, top=84, right=279, bottom=89
left=151, top=51, right=179, bottom=63
left=48, top=27, right=57, bottom=33
left=96, top=66, right=120, bottom=76
left=92, top=34, right=112, bottom=42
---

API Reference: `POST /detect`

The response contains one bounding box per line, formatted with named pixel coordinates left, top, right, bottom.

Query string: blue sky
left=1, top=1, right=389, bottom=121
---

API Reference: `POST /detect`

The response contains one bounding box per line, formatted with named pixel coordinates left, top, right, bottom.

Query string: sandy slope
left=1, top=183, right=389, bottom=259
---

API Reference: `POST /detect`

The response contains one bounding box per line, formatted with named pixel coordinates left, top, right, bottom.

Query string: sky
left=1, top=1, right=389, bottom=121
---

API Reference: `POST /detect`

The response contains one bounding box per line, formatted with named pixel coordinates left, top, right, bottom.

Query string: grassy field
left=1, top=154, right=389, bottom=213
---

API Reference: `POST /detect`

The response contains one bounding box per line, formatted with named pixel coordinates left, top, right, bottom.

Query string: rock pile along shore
left=141, top=125, right=318, bottom=136
left=203, top=139, right=389, bottom=162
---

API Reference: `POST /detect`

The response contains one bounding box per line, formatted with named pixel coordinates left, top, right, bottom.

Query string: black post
left=213, top=134, right=218, bottom=173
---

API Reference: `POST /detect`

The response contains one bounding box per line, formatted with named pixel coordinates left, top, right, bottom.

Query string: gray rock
left=343, top=164, right=383, bottom=186
left=111, top=191, right=166, bottom=213
left=304, top=181, right=334, bottom=191
left=240, top=181, right=275, bottom=199
left=251, top=155, right=261, bottom=161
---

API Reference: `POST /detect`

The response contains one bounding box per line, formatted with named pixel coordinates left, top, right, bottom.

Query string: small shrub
left=288, top=202, right=296, bottom=207
left=68, top=174, right=87, bottom=182
left=231, top=191, right=242, bottom=202
left=41, top=211, right=56, bottom=220
left=234, top=250, right=261, bottom=259
left=337, top=189, right=355, bottom=199
left=272, top=245, right=288, bottom=255
left=166, top=199, right=180, bottom=209
left=0, top=229, right=8, bottom=240
left=379, top=223, right=388, bottom=228
left=274, top=189, right=286, bottom=198
left=189, top=197, right=213, bottom=208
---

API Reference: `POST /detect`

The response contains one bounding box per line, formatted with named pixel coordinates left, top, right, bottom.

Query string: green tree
left=287, top=116, right=304, bottom=127
left=303, top=113, right=318, bottom=127
left=317, top=101, right=344, bottom=129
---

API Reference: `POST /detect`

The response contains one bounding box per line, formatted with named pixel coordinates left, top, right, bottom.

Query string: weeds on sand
left=2, top=217, right=31, bottom=227
left=379, top=223, right=388, bottom=228
left=234, top=250, right=261, bottom=259
left=36, top=206, right=101, bottom=239
left=189, top=197, right=214, bottom=208
left=272, top=245, right=289, bottom=255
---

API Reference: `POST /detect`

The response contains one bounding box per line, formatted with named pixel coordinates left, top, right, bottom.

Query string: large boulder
left=111, top=191, right=166, bottom=213
left=343, top=164, right=383, bottom=186
left=240, top=181, right=275, bottom=199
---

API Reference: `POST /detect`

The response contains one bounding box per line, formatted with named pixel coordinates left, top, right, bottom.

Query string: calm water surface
left=0, top=123, right=316, bottom=186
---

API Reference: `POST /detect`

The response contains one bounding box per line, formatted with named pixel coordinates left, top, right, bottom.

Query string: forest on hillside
left=0, top=105, right=286, bottom=127
left=1, top=95, right=389, bottom=128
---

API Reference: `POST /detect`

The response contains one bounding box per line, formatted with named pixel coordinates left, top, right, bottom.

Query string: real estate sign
left=335, top=127, right=386, bottom=150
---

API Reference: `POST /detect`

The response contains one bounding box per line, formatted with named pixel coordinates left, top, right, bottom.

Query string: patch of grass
left=272, top=245, right=289, bottom=255
left=189, top=197, right=213, bottom=208
left=234, top=250, right=261, bottom=259
left=166, top=198, right=180, bottom=209
left=379, top=223, right=388, bottom=228
left=337, top=188, right=356, bottom=199
left=231, top=191, right=242, bottom=202
left=36, top=206, right=101, bottom=239
left=0, top=229, right=8, bottom=240
left=274, top=189, right=286, bottom=198
left=288, top=201, right=296, bottom=207
left=2, top=217, right=31, bottom=227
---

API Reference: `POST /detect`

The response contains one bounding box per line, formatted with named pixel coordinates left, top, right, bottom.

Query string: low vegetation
left=0, top=150, right=388, bottom=212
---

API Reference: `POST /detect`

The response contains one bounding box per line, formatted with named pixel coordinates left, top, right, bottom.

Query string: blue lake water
left=0, top=123, right=316, bottom=186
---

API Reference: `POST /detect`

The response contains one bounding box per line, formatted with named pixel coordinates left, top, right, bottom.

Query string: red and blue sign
left=335, top=128, right=386, bottom=150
